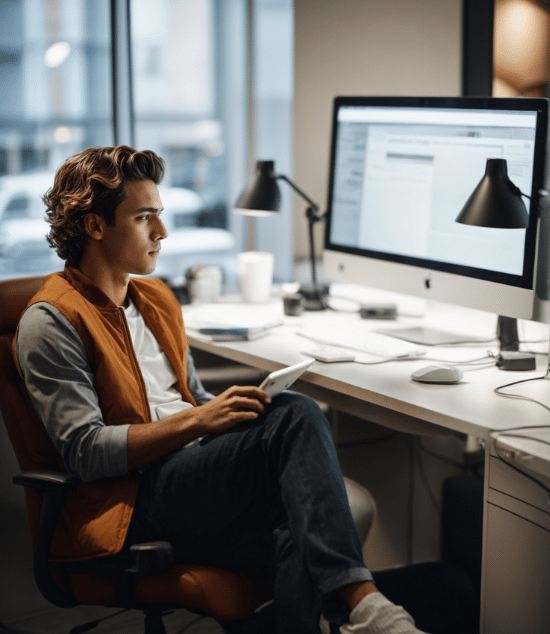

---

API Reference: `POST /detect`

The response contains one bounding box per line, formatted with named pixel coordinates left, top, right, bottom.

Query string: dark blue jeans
left=127, top=391, right=372, bottom=633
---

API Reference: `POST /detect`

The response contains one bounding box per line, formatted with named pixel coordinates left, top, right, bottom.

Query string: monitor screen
left=323, top=96, right=549, bottom=324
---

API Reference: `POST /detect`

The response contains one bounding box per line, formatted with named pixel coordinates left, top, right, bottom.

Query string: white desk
left=184, top=290, right=550, bottom=634
left=184, top=292, right=550, bottom=440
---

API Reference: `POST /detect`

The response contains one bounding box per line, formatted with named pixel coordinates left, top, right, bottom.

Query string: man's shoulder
left=18, top=301, right=75, bottom=345
left=22, top=271, right=94, bottom=332
left=31, top=271, right=78, bottom=305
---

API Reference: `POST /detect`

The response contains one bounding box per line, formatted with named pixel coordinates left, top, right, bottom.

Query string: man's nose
left=155, top=216, right=168, bottom=240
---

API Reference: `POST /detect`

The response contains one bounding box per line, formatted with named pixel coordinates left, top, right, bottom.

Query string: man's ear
left=83, top=213, right=106, bottom=241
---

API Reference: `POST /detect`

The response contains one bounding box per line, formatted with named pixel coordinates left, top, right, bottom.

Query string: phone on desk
left=258, top=358, right=315, bottom=398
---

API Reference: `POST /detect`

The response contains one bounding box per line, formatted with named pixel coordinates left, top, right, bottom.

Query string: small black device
left=359, top=304, right=397, bottom=320
left=496, top=351, right=537, bottom=371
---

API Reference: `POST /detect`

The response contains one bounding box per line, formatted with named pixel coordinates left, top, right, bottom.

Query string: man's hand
left=127, top=385, right=270, bottom=472
left=193, top=386, right=271, bottom=435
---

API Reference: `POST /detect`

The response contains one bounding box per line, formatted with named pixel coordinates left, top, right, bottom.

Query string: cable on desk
left=353, top=356, right=416, bottom=366
left=349, top=350, right=499, bottom=369
left=494, top=430, right=550, bottom=443
left=494, top=375, right=550, bottom=412
left=352, top=352, right=498, bottom=366
left=421, top=351, right=498, bottom=369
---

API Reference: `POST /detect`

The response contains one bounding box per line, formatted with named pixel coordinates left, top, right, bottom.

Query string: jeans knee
left=271, top=391, right=331, bottom=435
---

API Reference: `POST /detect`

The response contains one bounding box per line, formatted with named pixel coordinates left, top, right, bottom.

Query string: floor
left=1, top=605, right=224, bottom=634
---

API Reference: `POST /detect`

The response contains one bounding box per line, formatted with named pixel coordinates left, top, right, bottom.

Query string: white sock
left=320, top=615, right=331, bottom=634
left=339, top=592, right=428, bottom=634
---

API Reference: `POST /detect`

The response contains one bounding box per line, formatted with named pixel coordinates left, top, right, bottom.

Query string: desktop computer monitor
left=323, top=96, right=549, bottom=342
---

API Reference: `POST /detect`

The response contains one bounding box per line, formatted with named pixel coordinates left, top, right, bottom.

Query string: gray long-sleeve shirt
left=16, top=301, right=214, bottom=482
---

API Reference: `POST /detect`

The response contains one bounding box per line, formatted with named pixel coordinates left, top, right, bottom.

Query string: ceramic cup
left=237, top=251, right=274, bottom=303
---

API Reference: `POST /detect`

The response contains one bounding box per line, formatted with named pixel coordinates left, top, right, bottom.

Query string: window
left=4, top=196, right=30, bottom=220
left=131, top=0, right=294, bottom=285
left=0, top=0, right=294, bottom=283
left=0, top=0, right=112, bottom=277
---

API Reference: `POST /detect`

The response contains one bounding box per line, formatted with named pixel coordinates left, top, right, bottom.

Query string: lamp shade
left=455, top=158, right=528, bottom=228
left=234, top=160, right=281, bottom=217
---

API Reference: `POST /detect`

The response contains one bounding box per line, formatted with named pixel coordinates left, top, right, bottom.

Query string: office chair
left=0, top=275, right=376, bottom=634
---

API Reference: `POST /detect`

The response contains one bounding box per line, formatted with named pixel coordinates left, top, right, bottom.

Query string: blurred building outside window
left=0, top=0, right=112, bottom=277
left=0, top=0, right=294, bottom=287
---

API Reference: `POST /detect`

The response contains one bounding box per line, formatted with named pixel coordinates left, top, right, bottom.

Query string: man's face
left=101, top=179, right=168, bottom=277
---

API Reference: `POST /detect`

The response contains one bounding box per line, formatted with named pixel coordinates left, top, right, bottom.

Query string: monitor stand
left=376, top=326, right=487, bottom=346
left=497, top=316, right=519, bottom=351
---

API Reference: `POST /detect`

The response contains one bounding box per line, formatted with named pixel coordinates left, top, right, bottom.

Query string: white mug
left=238, top=251, right=274, bottom=303
left=185, top=265, right=223, bottom=303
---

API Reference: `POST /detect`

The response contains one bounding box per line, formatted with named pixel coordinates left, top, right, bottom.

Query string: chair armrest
left=13, top=469, right=79, bottom=492
left=67, top=541, right=175, bottom=577
left=13, top=468, right=79, bottom=608
left=66, top=541, right=176, bottom=608
left=14, top=470, right=175, bottom=609
left=125, top=541, right=175, bottom=576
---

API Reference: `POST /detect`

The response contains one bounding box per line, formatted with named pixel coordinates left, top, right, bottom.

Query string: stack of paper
left=183, top=302, right=283, bottom=340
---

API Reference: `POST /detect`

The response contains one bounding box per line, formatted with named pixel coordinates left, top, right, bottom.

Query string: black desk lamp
left=234, top=160, right=328, bottom=310
left=456, top=158, right=529, bottom=351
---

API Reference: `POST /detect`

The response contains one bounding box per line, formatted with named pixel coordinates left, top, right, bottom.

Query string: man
left=15, top=146, right=471, bottom=633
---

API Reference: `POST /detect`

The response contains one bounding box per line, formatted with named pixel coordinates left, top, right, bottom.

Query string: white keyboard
left=298, top=324, right=425, bottom=359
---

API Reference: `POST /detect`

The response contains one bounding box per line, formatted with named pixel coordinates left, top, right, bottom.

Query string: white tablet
left=258, top=358, right=315, bottom=398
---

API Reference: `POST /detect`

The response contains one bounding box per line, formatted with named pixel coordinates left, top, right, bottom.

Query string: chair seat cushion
left=70, top=564, right=273, bottom=620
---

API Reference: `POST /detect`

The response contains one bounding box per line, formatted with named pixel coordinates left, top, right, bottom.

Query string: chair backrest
left=0, top=276, right=47, bottom=337
left=0, top=276, right=60, bottom=541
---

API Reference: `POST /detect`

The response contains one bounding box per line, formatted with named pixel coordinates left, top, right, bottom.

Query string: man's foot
left=339, top=593, right=428, bottom=633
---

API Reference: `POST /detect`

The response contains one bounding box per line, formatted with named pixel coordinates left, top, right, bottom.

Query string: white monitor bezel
left=322, top=96, right=549, bottom=322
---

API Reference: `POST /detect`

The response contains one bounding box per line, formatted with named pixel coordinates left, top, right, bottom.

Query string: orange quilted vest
left=14, top=265, right=195, bottom=562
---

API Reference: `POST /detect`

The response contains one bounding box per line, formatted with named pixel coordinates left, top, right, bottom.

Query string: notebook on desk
left=183, top=302, right=283, bottom=340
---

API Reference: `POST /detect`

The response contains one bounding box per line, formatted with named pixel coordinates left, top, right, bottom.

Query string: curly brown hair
left=44, top=145, right=165, bottom=266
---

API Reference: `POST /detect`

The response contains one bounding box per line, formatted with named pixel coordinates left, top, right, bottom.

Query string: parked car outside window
left=0, top=172, right=236, bottom=285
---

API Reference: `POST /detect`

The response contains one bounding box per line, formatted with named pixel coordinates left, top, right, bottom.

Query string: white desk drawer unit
left=482, top=442, right=550, bottom=634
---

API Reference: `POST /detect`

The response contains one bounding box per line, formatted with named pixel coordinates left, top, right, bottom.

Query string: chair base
left=143, top=608, right=170, bottom=634
left=67, top=607, right=174, bottom=634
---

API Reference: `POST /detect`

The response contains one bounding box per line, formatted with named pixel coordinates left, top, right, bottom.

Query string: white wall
left=293, top=0, right=463, bottom=260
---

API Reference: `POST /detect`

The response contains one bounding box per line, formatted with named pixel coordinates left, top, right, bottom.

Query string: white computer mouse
left=410, top=364, right=463, bottom=384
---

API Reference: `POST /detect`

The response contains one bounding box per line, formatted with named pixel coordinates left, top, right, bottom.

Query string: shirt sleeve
left=186, top=349, right=215, bottom=405
left=15, top=302, right=130, bottom=482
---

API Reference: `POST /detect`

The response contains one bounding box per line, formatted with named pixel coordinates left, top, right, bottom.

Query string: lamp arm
left=276, top=173, right=328, bottom=309
left=510, top=181, right=549, bottom=204
left=507, top=179, right=529, bottom=200
left=276, top=174, right=325, bottom=222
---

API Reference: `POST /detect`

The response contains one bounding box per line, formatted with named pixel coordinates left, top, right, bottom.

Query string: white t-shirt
left=125, top=298, right=193, bottom=422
